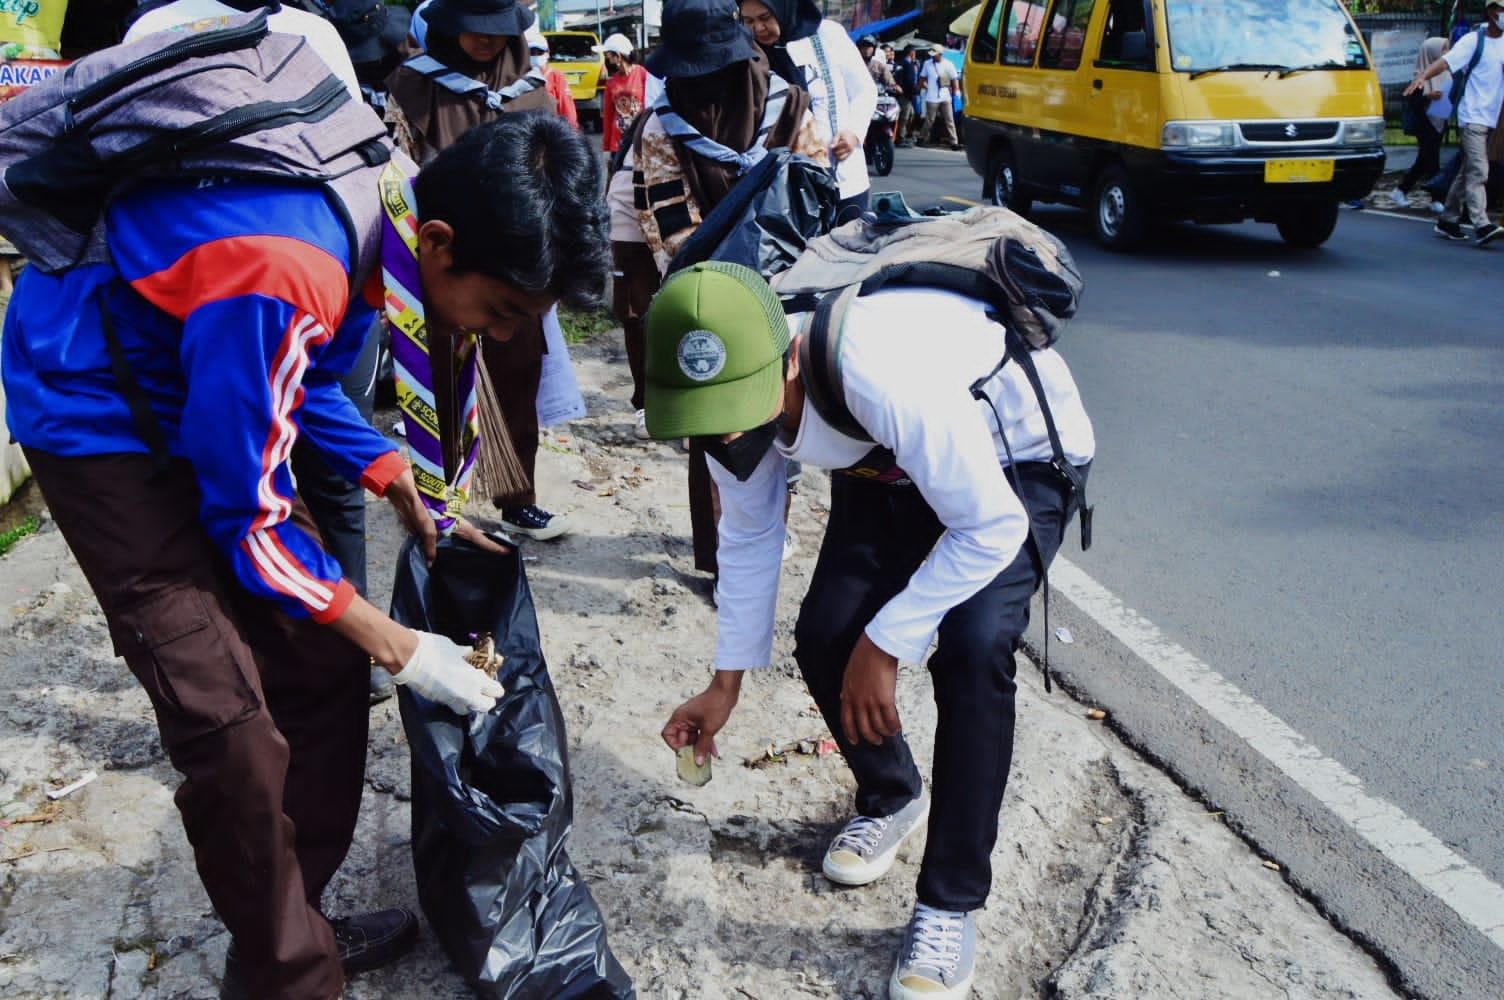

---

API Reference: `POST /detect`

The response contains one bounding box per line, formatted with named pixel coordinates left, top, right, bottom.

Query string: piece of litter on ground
left=1262, top=859, right=1282, bottom=872
left=1054, top=626, right=1074, bottom=643
left=573, top=479, right=597, bottom=491
left=1086, top=708, right=1107, bottom=721
left=46, top=771, right=97, bottom=800
left=1267, top=270, right=1281, bottom=277
left=1095, top=816, right=1113, bottom=825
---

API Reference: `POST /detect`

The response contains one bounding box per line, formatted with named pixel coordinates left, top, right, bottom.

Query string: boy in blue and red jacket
left=1, top=112, right=608, bottom=998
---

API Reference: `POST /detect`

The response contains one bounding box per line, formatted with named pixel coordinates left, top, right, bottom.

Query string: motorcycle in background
left=866, top=88, right=900, bottom=176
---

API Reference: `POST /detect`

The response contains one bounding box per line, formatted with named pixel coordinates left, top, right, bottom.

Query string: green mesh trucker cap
left=643, top=261, right=791, bottom=440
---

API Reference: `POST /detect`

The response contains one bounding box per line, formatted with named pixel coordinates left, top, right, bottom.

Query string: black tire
left=869, top=131, right=894, bottom=176
left=1092, top=164, right=1148, bottom=251
left=1276, top=201, right=1339, bottom=248
left=986, top=144, right=1031, bottom=214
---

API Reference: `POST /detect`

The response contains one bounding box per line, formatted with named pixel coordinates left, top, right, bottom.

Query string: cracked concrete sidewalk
left=0, top=332, right=1403, bottom=999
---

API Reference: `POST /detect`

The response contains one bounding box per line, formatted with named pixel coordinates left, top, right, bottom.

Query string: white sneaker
left=1430, top=201, right=1445, bottom=214
left=822, top=791, right=930, bottom=886
left=1387, top=189, right=1409, bottom=210
left=633, top=409, right=651, bottom=440
left=889, top=903, right=977, bottom=1000
left=392, top=417, right=406, bottom=438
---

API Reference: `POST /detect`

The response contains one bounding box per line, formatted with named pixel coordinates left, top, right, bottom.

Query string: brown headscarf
left=662, top=54, right=812, bottom=210
left=385, top=30, right=555, bottom=161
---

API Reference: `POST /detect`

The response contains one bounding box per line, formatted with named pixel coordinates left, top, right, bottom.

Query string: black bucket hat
left=646, top=0, right=761, bottom=79
left=327, top=1, right=407, bottom=65
left=424, top=0, right=535, bottom=38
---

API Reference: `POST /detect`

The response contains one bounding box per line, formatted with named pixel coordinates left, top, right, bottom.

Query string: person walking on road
left=646, top=261, right=1093, bottom=1000
left=1391, top=36, right=1451, bottom=211
left=1406, top=0, right=1504, bottom=246
left=893, top=44, right=921, bottom=147
left=919, top=46, right=959, bottom=150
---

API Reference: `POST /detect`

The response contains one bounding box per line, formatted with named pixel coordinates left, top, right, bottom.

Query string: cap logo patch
left=677, top=331, right=727, bottom=382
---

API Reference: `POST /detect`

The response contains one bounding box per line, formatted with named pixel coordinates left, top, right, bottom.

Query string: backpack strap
left=1450, top=25, right=1488, bottom=122
left=807, top=29, right=841, bottom=143
left=652, top=74, right=790, bottom=175
left=401, top=54, right=547, bottom=110
left=96, top=283, right=172, bottom=479
left=796, top=282, right=868, bottom=440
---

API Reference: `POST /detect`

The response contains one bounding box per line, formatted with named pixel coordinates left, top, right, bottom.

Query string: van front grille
left=1240, top=121, right=1340, bottom=143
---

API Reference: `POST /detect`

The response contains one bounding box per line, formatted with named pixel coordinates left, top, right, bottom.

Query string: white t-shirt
left=126, top=0, right=362, bottom=102
left=784, top=21, right=878, bottom=200
left=708, top=287, right=1095, bottom=671
left=920, top=55, right=957, bottom=104
left=1443, top=28, right=1504, bottom=128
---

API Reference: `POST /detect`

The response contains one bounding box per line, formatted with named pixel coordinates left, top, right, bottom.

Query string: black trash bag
left=667, top=146, right=839, bottom=279
left=389, top=535, right=635, bottom=999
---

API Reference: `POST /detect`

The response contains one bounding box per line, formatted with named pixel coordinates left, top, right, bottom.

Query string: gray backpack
left=0, top=9, right=393, bottom=279
left=769, top=206, right=1084, bottom=443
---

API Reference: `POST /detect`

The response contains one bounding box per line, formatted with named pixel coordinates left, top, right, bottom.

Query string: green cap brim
left=644, top=355, right=783, bottom=440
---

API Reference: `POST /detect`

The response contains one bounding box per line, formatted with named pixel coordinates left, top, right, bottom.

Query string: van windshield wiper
left=1188, top=63, right=1285, bottom=80
left=1278, top=61, right=1345, bottom=78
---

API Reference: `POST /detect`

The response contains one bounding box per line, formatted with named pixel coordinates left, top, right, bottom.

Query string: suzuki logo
left=1284, top=123, right=1298, bottom=138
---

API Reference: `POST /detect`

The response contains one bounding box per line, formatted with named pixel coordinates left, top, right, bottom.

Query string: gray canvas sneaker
left=889, top=902, right=977, bottom=1000
left=821, top=790, right=930, bottom=886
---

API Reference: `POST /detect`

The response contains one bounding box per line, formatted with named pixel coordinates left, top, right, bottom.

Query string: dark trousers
left=611, top=240, right=659, bottom=412
left=480, top=316, right=545, bottom=510
left=26, top=450, right=369, bottom=1000
left=793, top=462, right=1084, bottom=912
left=291, top=319, right=381, bottom=595
left=688, top=441, right=720, bottom=575
left=1397, top=115, right=1443, bottom=195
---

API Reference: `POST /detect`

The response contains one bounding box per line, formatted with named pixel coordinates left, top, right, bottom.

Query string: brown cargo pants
left=25, top=449, right=369, bottom=1000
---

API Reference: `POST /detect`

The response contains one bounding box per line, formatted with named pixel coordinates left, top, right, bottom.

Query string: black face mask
left=700, top=416, right=781, bottom=482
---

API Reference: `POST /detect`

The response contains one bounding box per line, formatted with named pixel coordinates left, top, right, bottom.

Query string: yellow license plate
left=1264, top=159, right=1335, bottom=183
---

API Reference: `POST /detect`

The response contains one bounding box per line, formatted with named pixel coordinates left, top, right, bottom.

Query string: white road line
left=1362, top=207, right=1438, bottom=224
left=1049, top=555, right=1504, bottom=947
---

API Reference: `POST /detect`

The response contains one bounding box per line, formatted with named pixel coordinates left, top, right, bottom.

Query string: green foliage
left=556, top=305, right=617, bottom=344
left=0, top=516, right=37, bottom=558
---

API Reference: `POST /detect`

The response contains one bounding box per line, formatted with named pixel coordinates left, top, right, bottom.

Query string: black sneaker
left=221, top=907, right=419, bottom=996
left=500, top=504, right=571, bottom=541
left=330, top=907, right=419, bottom=976
left=1473, top=223, right=1502, bottom=247
left=1434, top=219, right=1467, bottom=241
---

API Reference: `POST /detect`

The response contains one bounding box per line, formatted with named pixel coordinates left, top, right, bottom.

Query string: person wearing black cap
left=632, top=0, right=828, bottom=575
left=317, top=0, right=412, bottom=108
left=386, top=0, right=579, bottom=543
left=737, top=0, right=878, bottom=221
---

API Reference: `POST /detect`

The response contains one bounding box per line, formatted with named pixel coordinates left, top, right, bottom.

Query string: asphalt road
left=873, top=144, right=1504, bottom=999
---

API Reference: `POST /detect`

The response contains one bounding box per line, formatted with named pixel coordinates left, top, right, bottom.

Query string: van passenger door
left=1080, top=1, right=1160, bottom=152
left=1031, top=0, right=1097, bottom=198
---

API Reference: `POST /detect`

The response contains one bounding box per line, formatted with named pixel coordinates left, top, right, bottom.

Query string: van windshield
left=547, top=34, right=599, bottom=61
left=1164, top=0, right=1368, bottom=75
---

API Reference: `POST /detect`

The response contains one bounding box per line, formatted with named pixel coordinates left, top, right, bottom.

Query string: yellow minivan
left=543, top=30, right=605, bottom=130
left=961, top=0, right=1384, bottom=249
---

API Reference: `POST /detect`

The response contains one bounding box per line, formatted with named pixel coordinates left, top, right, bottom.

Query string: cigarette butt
left=1086, top=708, right=1108, bottom=720
left=1262, top=859, right=1281, bottom=872
left=46, top=771, right=98, bottom=800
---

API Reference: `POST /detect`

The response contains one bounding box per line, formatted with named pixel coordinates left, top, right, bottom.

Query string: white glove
left=392, top=630, right=505, bottom=716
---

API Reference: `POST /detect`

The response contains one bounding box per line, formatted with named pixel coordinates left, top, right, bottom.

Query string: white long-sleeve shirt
left=710, top=287, right=1094, bottom=671
left=783, top=21, right=879, bottom=200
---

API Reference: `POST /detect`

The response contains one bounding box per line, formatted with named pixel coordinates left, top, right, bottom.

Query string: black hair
left=413, top=112, right=610, bottom=309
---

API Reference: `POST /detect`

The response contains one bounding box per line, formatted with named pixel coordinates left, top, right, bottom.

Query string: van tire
left=1276, top=201, right=1339, bottom=248
left=1092, top=165, right=1147, bottom=250
left=987, top=146, right=1031, bottom=214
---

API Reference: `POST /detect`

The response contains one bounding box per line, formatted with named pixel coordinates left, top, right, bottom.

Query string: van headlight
left=1161, top=121, right=1238, bottom=149
left=1341, top=118, right=1384, bottom=144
